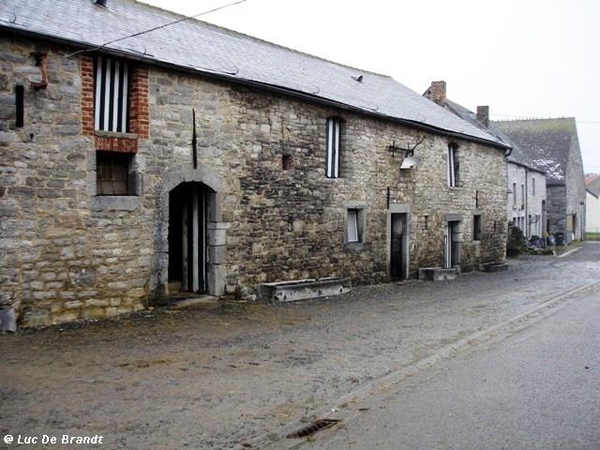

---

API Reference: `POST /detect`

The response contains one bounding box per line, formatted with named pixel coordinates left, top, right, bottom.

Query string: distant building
left=494, top=118, right=586, bottom=242
left=423, top=82, right=547, bottom=240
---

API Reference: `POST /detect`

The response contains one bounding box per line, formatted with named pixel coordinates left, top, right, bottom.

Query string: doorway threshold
left=169, top=294, right=219, bottom=310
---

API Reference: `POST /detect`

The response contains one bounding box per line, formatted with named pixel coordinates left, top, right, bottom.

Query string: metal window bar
left=94, top=56, right=129, bottom=132
left=326, top=118, right=340, bottom=178
left=447, top=144, right=456, bottom=187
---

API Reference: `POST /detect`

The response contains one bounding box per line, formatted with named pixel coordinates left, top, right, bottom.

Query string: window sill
left=344, top=241, right=365, bottom=251
left=91, top=196, right=141, bottom=212
left=95, top=130, right=138, bottom=139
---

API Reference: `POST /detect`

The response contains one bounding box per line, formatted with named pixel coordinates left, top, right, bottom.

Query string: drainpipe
left=525, top=169, right=529, bottom=238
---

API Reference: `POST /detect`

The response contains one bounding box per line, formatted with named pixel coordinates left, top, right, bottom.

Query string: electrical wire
left=68, top=0, right=248, bottom=57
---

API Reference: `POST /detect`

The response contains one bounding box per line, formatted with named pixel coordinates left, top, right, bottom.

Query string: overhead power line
left=68, top=0, right=248, bottom=57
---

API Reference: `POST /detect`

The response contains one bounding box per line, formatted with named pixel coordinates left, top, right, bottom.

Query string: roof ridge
left=132, top=0, right=392, bottom=79
left=0, top=0, right=507, bottom=147
left=492, top=116, right=576, bottom=123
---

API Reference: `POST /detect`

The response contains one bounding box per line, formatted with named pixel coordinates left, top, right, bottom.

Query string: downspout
left=525, top=169, right=529, bottom=238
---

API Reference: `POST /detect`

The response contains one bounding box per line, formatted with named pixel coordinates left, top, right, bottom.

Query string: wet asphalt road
left=2, top=243, right=600, bottom=450
left=290, top=274, right=600, bottom=450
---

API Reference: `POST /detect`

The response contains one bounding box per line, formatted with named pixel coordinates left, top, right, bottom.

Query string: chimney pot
left=477, top=105, right=490, bottom=127
left=426, top=81, right=447, bottom=106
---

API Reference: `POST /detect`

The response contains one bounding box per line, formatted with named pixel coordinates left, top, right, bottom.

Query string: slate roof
left=493, top=118, right=580, bottom=185
left=442, top=100, right=546, bottom=174
left=0, top=0, right=508, bottom=149
left=587, top=176, right=600, bottom=197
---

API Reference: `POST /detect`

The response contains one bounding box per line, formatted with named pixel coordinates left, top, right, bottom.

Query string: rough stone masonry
left=0, top=35, right=507, bottom=328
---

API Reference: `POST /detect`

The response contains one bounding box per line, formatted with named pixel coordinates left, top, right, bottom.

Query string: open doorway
left=390, top=213, right=408, bottom=280
left=444, top=221, right=460, bottom=269
left=168, top=182, right=211, bottom=294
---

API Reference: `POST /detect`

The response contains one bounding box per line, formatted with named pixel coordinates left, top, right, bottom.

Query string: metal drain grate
left=286, top=419, right=341, bottom=438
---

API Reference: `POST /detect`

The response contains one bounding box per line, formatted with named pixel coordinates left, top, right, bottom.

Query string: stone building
left=424, top=82, right=548, bottom=240
left=1, top=0, right=509, bottom=327
left=494, top=118, right=586, bottom=242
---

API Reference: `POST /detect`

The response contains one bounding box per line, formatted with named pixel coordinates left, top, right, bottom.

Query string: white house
left=586, top=176, right=600, bottom=233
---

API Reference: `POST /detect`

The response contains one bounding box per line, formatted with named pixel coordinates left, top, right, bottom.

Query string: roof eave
left=1, top=25, right=509, bottom=150
left=507, top=160, right=547, bottom=175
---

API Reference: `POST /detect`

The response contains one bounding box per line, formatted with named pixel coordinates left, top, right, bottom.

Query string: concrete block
left=258, top=277, right=351, bottom=302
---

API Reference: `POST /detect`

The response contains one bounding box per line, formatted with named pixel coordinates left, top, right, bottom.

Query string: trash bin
left=554, top=232, right=565, bottom=246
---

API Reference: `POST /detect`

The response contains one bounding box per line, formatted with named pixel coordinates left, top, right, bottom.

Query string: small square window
left=96, top=151, right=135, bottom=196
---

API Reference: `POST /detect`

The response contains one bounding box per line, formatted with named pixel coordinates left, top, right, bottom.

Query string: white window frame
left=345, top=207, right=365, bottom=244
left=347, top=209, right=359, bottom=242
left=447, top=143, right=458, bottom=187
left=326, top=118, right=341, bottom=178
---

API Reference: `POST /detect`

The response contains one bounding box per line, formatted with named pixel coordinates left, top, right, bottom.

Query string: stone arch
left=151, top=165, right=227, bottom=302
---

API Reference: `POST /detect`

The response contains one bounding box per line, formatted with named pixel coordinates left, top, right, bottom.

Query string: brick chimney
left=477, top=105, right=490, bottom=127
left=426, top=81, right=447, bottom=106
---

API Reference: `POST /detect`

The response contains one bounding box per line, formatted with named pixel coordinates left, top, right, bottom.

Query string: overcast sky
left=141, top=0, right=600, bottom=174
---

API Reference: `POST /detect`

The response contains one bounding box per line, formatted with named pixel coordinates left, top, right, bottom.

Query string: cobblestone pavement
left=2, top=242, right=599, bottom=449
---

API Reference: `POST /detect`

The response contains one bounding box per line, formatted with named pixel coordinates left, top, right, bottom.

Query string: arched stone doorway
left=168, top=182, right=213, bottom=293
left=152, top=165, right=227, bottom=303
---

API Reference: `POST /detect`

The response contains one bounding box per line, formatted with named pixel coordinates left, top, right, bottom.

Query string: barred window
left=326, top=118, right=342, bottom=178
left=447, top=143, right=459, bottom=187
left=94, top=56, right=130, bottom=133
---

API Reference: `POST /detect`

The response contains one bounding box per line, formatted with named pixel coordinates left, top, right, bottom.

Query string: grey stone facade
left=1, top=34, right=508, bottom=327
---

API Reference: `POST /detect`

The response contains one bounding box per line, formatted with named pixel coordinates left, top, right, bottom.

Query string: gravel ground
left=2, top=243, right=599, bottom=450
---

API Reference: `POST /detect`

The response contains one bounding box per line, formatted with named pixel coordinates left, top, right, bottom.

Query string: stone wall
left=0, top=37, right=150, bottom=326
left=565, top=126, right=586, bottom=240
left=1, top=35, right=508, bottom=327
left=547, top=185, right=566, bottom=235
